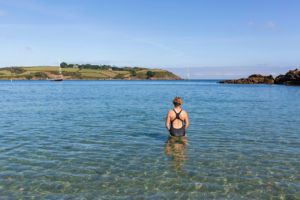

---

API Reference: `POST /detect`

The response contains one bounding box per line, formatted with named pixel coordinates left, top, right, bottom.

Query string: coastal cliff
left=220, top=69, right=300, bottom=86
left=0, top=65, right=181, bottom=80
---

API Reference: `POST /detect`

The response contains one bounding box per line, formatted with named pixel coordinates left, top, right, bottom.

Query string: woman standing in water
left=165, top=96, right=189, bottom=171
left=165, top=96, right=189, bottom=137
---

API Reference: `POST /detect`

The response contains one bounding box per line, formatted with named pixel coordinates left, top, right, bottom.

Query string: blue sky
left=0, top=0, right=299, bottom=78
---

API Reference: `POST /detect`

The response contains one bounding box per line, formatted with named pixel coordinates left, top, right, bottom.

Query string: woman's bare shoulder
left=181, top=110, right=188, bottom=116
left=168, top=109, right=174, bottom=115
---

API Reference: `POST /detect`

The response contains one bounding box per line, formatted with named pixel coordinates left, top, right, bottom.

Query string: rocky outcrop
left=220, top=74, right=274, bottom=84
left=274, top=69, right=300, bottom=85
left=220, top=69, right=300, bottom=86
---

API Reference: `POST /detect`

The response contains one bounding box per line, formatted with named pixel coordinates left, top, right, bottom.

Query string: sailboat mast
left=186, top=67, right=190, bottom=80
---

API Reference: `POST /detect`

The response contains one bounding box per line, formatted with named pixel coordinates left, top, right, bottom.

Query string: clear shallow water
left=0, top=80, right=299, bottom=199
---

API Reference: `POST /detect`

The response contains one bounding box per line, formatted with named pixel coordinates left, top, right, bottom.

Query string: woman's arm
left=184, top=112, right=189, bottom=129
left=165, top=111, right=171, bottom=130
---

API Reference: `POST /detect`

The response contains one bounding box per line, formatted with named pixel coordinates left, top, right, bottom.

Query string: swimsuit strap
left=171, top=109, right=183, bottom=122
left=173, top=109, right=182, bottom=119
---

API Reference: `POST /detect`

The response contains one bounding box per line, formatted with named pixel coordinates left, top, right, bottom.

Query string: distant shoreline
left=0, top=79, right=186, bottom=81
left=0, top=78, right=223, bottom=81
left=0, top=65, right=181, bottom=80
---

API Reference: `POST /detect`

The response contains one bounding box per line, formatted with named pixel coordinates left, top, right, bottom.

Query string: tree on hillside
left=60, top=62, right=68, bottom=68
left=11, top=67, right=25, bottom=74
left=25, top=74, right=33, bottom=80
left=130, top=70, right=137, bottom=76
left=146, top=71, right=155, bottom=78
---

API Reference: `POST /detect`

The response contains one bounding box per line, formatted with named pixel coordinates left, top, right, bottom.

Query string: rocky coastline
left=220, top=69, right=300, bottom=86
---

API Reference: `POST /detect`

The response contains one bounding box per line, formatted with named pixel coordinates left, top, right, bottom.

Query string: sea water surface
left=0, top=80, right=299, bottom=199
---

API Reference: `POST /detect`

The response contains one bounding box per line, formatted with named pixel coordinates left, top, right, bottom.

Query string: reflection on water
left=164, top=136, right=187, bottom=171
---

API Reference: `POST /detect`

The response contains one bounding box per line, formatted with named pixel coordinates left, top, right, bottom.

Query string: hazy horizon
left=167, top=65, right=298, bottom=79
left=0, top=64, right=297, bottom=79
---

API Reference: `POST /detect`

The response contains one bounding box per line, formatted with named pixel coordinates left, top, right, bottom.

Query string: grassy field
left=0, top=66, right=181, bottom=80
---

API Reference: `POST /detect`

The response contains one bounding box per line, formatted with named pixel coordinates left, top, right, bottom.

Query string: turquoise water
left=0, top=80, right=299, bottom=199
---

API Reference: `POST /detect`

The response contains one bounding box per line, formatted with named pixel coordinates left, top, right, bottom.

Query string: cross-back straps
left=171, top=109, right=183, bottom=122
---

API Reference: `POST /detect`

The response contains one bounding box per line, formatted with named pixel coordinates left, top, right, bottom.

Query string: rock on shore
left=220, top=69, right=300, bottom=86
left=220, top=74, right=274, bottom=84
left=274, top=69, right=300, bottom=85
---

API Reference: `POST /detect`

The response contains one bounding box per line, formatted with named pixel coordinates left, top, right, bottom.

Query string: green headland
left=0, top=63, right=181, bottom=80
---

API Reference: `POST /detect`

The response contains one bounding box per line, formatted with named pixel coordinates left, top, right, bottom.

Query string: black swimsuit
left=169, top=109, right=186, bottom=137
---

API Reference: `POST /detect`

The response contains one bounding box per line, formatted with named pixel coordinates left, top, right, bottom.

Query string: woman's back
left=169, top=108, right=186, bottom=129
left=165, top=97, right=189, bottom=137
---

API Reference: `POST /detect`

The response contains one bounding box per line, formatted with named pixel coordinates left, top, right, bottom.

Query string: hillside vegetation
left=0, top=65, right=181, bottom=80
